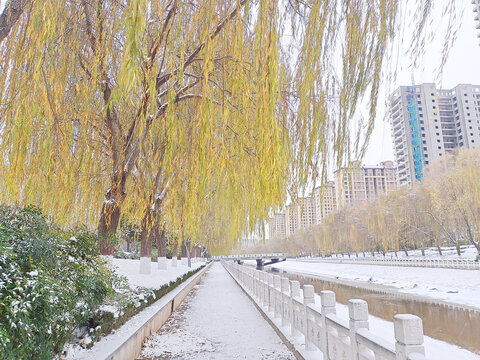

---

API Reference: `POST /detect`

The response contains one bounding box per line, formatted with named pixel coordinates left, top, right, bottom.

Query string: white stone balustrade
left=299, top=257, right=480, bottom=270
left=222, top=261, right=428, bottom=360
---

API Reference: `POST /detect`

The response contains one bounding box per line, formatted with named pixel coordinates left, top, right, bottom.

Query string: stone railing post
left=303, top=285, right=315, bottom=351
left=348, top=299, right=369, bottom=360
left=281, top=277, right=290, bottom=327
left=273, top=275, right=281, bottom=318
left=258, top=271, right=265, bottom=305
left=394, top=314, right=425, bottom=360
left=290, top=280, right=301, bottom=336
left=268, top=273, right=275, bottom=312
left=320, top=290, right=336, bottom=358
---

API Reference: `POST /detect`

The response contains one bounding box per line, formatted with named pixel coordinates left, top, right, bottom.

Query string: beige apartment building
left=270, top=181, right=337, bottom=238
left=313, top=181, right=337, bottom=224
left=334, top=161, right=397, bottom=207
left=268, top=212, right=286, bottom=239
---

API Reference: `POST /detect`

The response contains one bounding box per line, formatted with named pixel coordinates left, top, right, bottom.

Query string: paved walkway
left=138, top=262, right=295, bottom=359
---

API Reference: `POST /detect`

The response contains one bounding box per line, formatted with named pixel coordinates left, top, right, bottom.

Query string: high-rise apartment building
left=390, top=83, right=480, bottom=185
left=334, top=161, right=397, bottom=207
left=268, top=212, right=286, bottom=239
left=270, top=183, right=337, bottom=237
left=313, top=181, right=337, bottom=223
left=285, top=203, right=301, bottom=236
left=298, top=196, right=316, bottom=229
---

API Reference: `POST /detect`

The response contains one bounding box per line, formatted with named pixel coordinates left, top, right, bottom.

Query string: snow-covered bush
left=0, top=206, right=115, bottom=359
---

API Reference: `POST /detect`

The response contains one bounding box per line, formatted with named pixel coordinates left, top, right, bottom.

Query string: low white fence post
left=268, top=273, right=275, bottom=312
left=281, top=277, right=290, bottom=327
left=348, top=299, right=369, bottom=360
left=258, top=271, right=265, bottom=305
left=303, top=285, right=315, bottom=351
left=290, top=280, right=301, bottom=336
left=394, top=314, right=425, bottom=360
left=273, top=275, right=282, bottom=318
left=320, top=290, right=336, bottom=358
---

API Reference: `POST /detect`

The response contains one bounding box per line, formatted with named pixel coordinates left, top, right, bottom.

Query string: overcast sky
left=363, top=0, right=480, bottom=165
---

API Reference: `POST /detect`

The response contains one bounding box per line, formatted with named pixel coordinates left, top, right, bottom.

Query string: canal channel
left=259, top=265, right=480, bottom=355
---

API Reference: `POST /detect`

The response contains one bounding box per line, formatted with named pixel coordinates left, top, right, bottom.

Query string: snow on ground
left=270, top=260, right=480, bottom=309
left=140, top=263, right=296, bottom=360
left=113, top=258, right=205, bottom=289
left=317, top=245, right=479, bottom=261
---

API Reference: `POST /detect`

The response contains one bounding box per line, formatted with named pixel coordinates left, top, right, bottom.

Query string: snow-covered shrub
left=0, top=206, right=115, bottom=359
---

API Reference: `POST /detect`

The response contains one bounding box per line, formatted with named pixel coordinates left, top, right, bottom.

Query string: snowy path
left=139, top=262, right=296, bottom=360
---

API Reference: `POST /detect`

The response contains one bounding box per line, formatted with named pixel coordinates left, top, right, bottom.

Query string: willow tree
left=0, top=0, right=453, bottom=254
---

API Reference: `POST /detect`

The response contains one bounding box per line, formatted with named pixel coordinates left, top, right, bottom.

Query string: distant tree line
left=252, top=149, right=480, bottom=257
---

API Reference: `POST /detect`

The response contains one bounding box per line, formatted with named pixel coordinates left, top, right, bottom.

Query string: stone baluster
left=348, top=299, right=369, bottom=360
left=290, top=281, right=301, bottom=336
left=320, top=290, right=336, bottom=358
left=394, top=314, right=425, bottom=360
left=281, top=277, right=290, bottom=327
left=303, top=285, right=315, bottom=351
left=268, top=273, right=275, bottom=312
left=273, top=275, right=281, bottom=318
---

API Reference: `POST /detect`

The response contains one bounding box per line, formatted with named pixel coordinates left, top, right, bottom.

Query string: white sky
left=363, top=0, right=480, bottom=165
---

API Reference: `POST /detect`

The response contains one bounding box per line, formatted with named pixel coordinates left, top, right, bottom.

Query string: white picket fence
left=223, top=261, right=427, bottom=360
left=298, top=257, right=480, bottom=270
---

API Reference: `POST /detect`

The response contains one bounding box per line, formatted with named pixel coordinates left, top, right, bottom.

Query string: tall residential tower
left=389, top=83, right=480, bottom=185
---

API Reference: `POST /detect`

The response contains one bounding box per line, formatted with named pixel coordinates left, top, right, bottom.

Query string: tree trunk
left=421, top=247, right=425, bottom=257
left=139, top=207, right=154, bottom=274
left=455, top=242, right=461, bottom=256
left=180, top=241, right=187, bottom=257
left=156, top=220, right=167, bottom=270
left=403, top=247, right=409, bottom=257
left=157, top=222, right=167, bottom=257
left=98, top=175, right=127, bottom=255
left=0, top=0, right=31, bottom=44
left=464, top=216, right=480, bottom=253
left=140, top=209, right=154, bottom=258
left=98, top=200, right=122, bottom=255
left=437, top=245, right=443, bottom=256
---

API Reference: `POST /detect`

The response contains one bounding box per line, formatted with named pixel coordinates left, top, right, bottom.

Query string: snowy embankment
left=271, top=260, right=480, bottom=309
left=113, top=258, right=205, bottom=289
left=324, top=245, right=478, bottom=260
